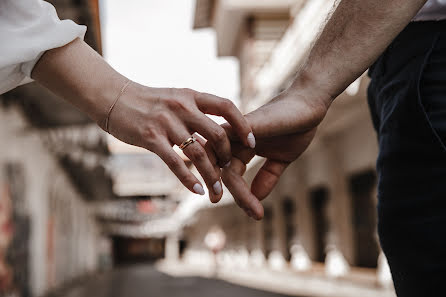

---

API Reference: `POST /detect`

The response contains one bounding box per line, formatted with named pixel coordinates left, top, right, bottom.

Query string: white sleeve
left=0, top=0, right=87, bottom=95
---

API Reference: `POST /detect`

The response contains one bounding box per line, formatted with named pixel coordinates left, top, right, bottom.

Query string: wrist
left=289, top=69, right=334, bottom=111
left=245, top=91, right=325, bottom=139
left=88, top=75, right=132, bottom=128
left=96, top=79, right=147, bottom=131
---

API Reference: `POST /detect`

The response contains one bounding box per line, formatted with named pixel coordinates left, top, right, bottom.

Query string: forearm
left=292, top=0, right=427, bottom=105
left=31, top=38, right=129, bottom=127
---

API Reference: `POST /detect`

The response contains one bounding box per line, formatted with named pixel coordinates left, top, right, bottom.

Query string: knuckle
left=221, top=171, right=231, bottom=185
left=181, top=88, right=196, bottom=98
left=221, top=167, right=236, bottom=184
left=140, top=126, right=159, bottom=147
left=164, top=96, right=194, bottom=114
left=220, top=98, right=235, bottom=111
left=165, top=154, right=181, bottom=169
left=163, top=97, right=181, bottom=109
left=189, top=147, right=207, bottom=162
left=213, top=127, right=227, bottom=142
left=156, top=110, right=171, bottom=124
left=179, top=171, right=194, bottom=184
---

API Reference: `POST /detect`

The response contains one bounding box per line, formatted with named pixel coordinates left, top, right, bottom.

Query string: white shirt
left=414, top=0, right=446, bottom=21
left=0, top=0, right=86, bottom=95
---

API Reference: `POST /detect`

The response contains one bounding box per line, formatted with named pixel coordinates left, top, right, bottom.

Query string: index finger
left=222, top=158, right=264, bottom=220
left=195, top=92, right=255, bottom=149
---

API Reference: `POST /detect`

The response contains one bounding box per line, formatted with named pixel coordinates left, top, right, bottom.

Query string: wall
left=0, top=106, right=100, bottom=297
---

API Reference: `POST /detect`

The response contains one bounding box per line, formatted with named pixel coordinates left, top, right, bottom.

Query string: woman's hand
left=107, top=83, right=254, bottom=202
left=31, top=38, right=255, bottom=202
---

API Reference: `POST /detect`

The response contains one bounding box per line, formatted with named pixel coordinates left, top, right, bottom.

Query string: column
left=165, top=233, right=180, bottom=263
left=249, top=221, right=266, bottom=268
left=268, top=198, right=287, bottom=270
left=324, top=142, right=352, bottom=277
left=289, top=167, right=312, bottom=271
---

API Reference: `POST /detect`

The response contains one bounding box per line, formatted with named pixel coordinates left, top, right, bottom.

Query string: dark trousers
left=368, top=21, right=446, bottom=296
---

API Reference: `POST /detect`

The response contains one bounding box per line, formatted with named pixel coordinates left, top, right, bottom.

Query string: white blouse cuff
left=20, top=21, right=87, bottom=78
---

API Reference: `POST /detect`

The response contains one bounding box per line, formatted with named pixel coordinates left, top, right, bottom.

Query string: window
left=310, top=187, right=329, bottom=262
left=349, top=170, right=379, bottom=268
left=282, top=198, right=295, bottom=261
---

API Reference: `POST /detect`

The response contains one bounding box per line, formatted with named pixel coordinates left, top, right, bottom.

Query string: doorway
left=310, top=187, right=330, bottom=262
left=349, top=170, right=379, bottom=268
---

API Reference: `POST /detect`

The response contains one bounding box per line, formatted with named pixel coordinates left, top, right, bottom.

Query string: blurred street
left=46, top=265, right=295, bottom=297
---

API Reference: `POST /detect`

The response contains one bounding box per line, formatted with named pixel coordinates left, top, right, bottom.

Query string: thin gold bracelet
left=104, top=80, right=131, bottom=133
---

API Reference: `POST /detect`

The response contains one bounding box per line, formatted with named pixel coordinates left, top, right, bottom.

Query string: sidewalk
left=157, top=260, right=396, bottom=297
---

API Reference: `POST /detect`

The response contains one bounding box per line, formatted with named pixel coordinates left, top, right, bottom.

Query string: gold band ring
left=179, top=136, right=197, bottom=151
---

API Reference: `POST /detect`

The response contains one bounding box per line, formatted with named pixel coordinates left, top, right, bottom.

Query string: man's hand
left=219, top=87, right=330, bottom=220
left=216, top=0, right=428, bottom=219
left=221, top=131, right=315, bottom=220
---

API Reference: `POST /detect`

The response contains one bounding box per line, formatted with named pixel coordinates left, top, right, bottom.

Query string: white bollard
left=377, top=252, right=393, bottom=288
left=250, top=249, right=266, bottom=268
left=325, top=245, right=350, bottom=278
left=290, top=244, right=312, bottom=271
left=268, top=250, right=287, bottom=271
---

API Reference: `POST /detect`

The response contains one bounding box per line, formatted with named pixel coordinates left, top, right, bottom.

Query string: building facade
left=0, top=1, right=112, bottom=296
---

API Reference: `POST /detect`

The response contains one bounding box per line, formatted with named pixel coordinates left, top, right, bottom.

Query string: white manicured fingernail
left=213, top=181, right=222, bottom=195
left=224, top=161, right=231, bottom=168
left=193, top=183, right=205, bottom=195
left=247, top=132, right=256, bottom=148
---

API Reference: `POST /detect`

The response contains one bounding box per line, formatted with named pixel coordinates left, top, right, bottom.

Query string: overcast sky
left=100, top=0, right=239, bottom=152
left=100, top=0, right=240, bottom=104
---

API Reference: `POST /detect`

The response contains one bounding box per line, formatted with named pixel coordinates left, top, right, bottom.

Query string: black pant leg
left=368, top=21, right=446, bottom=297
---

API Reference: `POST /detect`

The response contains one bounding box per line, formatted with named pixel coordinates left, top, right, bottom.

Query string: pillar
left=165, top=233, right=180, bottom=263
left=324, top=141, right=353, bottom=276
left=268, top=197, right=287, bottom=270
left=286, top=165, right=312, bottom=271
left=249, top=221, right=266, bottom=268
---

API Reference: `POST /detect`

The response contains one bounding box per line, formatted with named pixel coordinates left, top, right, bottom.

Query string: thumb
left=251, top=159, right=290, bottom=200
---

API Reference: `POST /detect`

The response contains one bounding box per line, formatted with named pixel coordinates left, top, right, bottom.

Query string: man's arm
left=295, top=0, right=427, bottom=102
left=248, top=0, right=428, bottom=139
left=223, top=0, right=428, bottom=220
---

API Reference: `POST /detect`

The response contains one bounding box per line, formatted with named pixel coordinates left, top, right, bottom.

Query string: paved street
left=158, top=260, right=396, bottom=297
left=51, top=265, right=297, bottom=297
